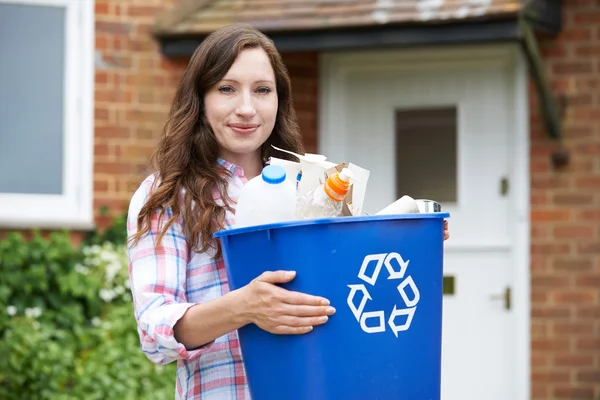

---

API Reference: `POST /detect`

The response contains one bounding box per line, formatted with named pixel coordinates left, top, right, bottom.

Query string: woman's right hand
left=238, top=270, right=336, bottom=335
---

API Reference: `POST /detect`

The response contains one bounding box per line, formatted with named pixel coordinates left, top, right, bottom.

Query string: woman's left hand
left=443, top=220, right=450, bottom=241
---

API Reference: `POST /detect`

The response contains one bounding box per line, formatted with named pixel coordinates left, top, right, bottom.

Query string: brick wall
left=94, top=0, right=184, bottom=228
left=93, top=1, right=319, bottom=229
left=530, top=1, right=600, bottom=398
left=281, top=52, right=319, bottom=154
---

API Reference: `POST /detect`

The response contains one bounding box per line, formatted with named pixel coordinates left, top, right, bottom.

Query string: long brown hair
left=129, top=24, right=304, bottom=258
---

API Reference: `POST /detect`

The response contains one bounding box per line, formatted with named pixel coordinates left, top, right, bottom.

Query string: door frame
left=318, top=44, right=531, bottom=400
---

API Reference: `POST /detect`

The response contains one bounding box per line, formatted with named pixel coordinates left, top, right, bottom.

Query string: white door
left=319, top=46, right=530, bottom=400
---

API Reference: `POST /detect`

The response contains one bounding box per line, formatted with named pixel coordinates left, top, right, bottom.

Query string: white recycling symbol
left=346, top=252, right=420, bottom=337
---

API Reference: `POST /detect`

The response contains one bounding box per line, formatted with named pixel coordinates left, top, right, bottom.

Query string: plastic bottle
left=295, top=172, right=302, bottom=191
left=234, top=165, right=297, bottom=228
left=296, top=168, right=353, bottom=220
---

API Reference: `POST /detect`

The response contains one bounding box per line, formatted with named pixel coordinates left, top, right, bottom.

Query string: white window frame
left=0, top=0, right=94, bottom=230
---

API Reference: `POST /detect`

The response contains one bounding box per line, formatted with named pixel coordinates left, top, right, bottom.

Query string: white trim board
left=0, top=0, right=95, bottom=230
left=318, top=44, right=530, bottom=400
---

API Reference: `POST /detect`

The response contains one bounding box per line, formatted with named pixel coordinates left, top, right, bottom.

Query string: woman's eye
left=256, top=87, right=272, bottom=94
left=218, top=86, right=234, bottom=93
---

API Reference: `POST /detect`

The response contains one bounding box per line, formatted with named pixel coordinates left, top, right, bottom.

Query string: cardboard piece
left=271, top=147, right=337, bottom=197
left=347, top=163, right=370, bottom=216
left=270, top=145, right=370, bottom=217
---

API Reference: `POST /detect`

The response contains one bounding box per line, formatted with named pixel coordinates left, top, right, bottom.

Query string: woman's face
left=205, top=47, right=278, bottom=164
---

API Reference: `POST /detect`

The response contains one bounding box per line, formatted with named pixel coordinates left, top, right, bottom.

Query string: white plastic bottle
left=296, top=168, right=353, bottom=220
left=234, top=165, right=297, bottom=228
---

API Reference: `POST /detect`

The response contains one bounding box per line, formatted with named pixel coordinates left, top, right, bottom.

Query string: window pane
left=395, top=107, right=457, bottom=203
left=0, top=3, right=65, bottom=195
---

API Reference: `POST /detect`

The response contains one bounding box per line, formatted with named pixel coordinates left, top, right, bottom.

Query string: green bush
left=0, top=223, right=176, bottom=399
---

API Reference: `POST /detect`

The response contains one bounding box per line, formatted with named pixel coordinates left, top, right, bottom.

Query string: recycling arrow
left=388, top=305, right=417, bottom=338
left=358, top=253, right=386, bottom=286
left=358, top=252, right=410, bottom=285
left=347, top=284, right=371, bottom=321
left=384, top=252, right=409, bottom=280
left=397, top=276, right=420, bottom=307
left=360, top=311, right=386, bottom=333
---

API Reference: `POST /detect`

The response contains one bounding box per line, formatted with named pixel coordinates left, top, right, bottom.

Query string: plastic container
left=214, top=212, right=449, bottom=400
left=296, top=168, right=353, bottom=219
left=234, top=165, right=297, bottom=228
left=295, top=171, right=302, bottom=191
left=376, top=195, right=420, bottom=215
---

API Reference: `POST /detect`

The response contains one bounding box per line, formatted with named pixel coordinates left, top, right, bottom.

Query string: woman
left=127, top=23, right=450, bottom=399
left=126, top=24, right=336, bottom=399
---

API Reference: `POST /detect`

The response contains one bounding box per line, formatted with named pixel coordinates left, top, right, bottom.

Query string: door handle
left=490, top=287, right=511, bottom=310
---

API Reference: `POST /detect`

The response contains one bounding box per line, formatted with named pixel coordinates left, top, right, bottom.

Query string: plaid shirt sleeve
left=126, top=176, right=212, bottom=365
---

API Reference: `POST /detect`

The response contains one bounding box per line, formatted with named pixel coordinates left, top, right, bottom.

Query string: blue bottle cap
left=261, top=165, right=286, bottom=184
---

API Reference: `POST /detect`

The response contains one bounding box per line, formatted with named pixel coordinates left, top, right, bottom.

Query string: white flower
left=91, top=317, right=101, bottom=327
left=99, top=289, right=116, bottom=302
left=100, top=250, right=116, bottom=264
left=83, top=244, right=101, bottom=256
left=25, top=307, right=42, bottom=319
left=114, top=285, right=125, bottom=295
left=74, top=264, right=89, bottom=275
left=6, top=305, right=17, bottom=316
left=124, top=279, right=131, bottom=289
left=105, top=261, right=121, bottom=285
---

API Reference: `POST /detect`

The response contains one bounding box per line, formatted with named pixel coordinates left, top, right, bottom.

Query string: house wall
left=530, top=1, right=600, bottom=399
left=93, top=1, right=319, bottom=229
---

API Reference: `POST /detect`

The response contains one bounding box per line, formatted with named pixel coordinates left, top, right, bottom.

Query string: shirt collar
left=217, top=157, right=245, bottom=178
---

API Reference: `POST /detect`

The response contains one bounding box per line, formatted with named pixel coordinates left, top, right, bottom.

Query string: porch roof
left=152, top=0, right=564, bottom=144
left=153, top=0, right=524, bottom=38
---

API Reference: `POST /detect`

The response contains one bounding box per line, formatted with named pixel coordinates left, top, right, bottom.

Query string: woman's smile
left=228, top=123, right=260, bottom=135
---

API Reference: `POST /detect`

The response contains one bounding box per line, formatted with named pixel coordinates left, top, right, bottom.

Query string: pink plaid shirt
left=127, top=158, right=251, bottom=400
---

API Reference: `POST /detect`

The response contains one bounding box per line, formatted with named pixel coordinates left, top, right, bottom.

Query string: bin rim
left=214, top=212, right=450, bottom=238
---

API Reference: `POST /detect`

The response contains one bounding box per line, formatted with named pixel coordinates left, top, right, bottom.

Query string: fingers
left=280, top=289, right=330, bottom=306
left=270, top=314, right=329, bottom=335
left=250, top=271, right=335, bottom=335
left=283, top=304, right=336, bottom=317
left=255, top=272, right=331, bottom=305
left=268, top=302, right=335, bottom=335
left=282, top=315, right=330, bottom=328
left=273, top=325, right=314, bottom=335
left=256, top=270, right=296, bottom=284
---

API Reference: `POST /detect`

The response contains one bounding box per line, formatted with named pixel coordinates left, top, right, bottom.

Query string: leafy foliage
left=0, top=217, right=176, bottom=399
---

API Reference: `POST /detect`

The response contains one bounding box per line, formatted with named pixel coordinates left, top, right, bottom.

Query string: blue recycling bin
left=214, top=213, right=449, bottom=400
